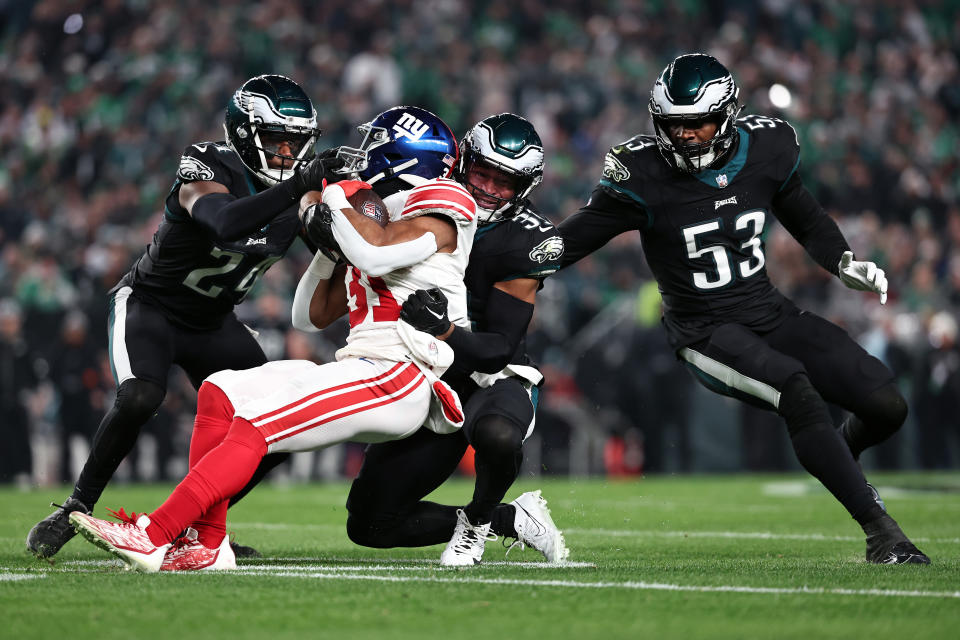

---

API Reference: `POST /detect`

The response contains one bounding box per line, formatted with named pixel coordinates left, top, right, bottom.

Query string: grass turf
left=2, top=472, right=958, bottom=640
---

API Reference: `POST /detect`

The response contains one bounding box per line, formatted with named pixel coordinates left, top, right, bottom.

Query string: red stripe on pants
left=255, top=363, right=423, bottom=443
left=252, top=361, right=409, bottom=424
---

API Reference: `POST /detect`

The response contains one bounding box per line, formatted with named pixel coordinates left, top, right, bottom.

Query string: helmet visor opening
left=463, top=155, right=525, bottom=211
left=257, top=130, right=312, bottom=170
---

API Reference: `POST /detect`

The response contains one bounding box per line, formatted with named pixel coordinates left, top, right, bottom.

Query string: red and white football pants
left=145, top=358, right=431, bottom=547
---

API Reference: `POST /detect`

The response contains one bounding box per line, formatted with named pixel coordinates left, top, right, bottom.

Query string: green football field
left=2, top=473, right=958, bottom=640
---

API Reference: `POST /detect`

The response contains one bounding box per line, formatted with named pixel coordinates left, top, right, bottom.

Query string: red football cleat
left=161, top=528, right=236, bottom=572
left=69, top=510, right=169, bottom=573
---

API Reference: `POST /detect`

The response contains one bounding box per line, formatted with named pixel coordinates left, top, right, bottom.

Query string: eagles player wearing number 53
left=27, top=75, right=341, bottom=559
left=558, top=54, right=929, bottom=565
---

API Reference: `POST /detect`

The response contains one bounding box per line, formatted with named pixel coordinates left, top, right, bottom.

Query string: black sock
left=490, top=504, right=518, bottom=538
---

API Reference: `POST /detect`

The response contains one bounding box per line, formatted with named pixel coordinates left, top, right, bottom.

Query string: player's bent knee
left=778, top=374, right=831, bottom=436
left=345, top=512, right=399, bottom=548
left=470, top=415, right=524, bottom=458
left=115, top=378, right=166, bottom=422
left=223, top=417, right=268, bottom=456
left=863, top=383, right=908, bottom=436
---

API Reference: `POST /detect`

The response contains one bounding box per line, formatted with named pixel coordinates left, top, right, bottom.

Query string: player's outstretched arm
left=182, top=152, right=340, bottom=242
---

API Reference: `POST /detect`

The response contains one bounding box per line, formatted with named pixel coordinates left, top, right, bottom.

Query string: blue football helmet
left=338, top=106, right=458, bottom=190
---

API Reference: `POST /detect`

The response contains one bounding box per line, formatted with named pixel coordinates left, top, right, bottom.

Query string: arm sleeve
left=189, top=180, right=298, bottom=241
left=558, top=186, right=647, bottom=269
left=330, top=211, right=437, bottom=277
left=291, top=251, right=338, bottom=333
left=444, top=287, right=535, bottom=374
left=771, top=172, right=850, bottom=276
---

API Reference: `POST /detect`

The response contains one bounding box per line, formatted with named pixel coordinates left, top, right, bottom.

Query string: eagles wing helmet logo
left=529, top=236, right=564, bottom=264
left=602, top=153, right=630, bottom=182
left=178, top=156, right=215, bottom=182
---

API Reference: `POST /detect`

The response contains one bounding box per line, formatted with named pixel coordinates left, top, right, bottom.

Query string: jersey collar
left=692, top=127, right=750, bottom=189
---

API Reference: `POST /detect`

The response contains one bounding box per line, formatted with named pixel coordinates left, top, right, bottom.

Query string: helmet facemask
left=459, top=151, right=537, bottom=223
left=648, top=54, right=742, bottom=174
left=337, top=122, right=421, bottom=187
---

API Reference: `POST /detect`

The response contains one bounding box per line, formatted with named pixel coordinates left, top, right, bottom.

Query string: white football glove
left=838, top=251, right=887, bottom=304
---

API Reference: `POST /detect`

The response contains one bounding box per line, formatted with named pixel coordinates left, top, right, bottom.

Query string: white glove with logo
left=838, top=251, right=887, bottom=304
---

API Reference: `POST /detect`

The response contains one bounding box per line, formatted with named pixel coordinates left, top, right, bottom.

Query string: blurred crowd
left=1, top=0, right=958, bottom=486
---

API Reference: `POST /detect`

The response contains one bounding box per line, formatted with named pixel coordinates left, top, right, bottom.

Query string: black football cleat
left=26, top=497, right=92, bottom=559
left=229, top=539, right=262, bottom=559
left=872, top=541, right=931, bottom=565
left=864, top=514, right=930, bottom=565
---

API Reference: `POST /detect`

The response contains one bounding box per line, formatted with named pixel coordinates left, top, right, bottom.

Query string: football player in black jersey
left=558, top=53, right=929, bottom=565
left=27, top=74, right=341, bottom=559
left=343, top=113, right=570, bottom=565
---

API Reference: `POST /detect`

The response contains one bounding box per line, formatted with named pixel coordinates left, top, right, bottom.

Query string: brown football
left=347, top=188, right=388, bottom=228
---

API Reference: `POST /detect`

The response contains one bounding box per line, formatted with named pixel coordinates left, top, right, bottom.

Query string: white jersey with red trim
left=336, top=177, right=477, bottom=364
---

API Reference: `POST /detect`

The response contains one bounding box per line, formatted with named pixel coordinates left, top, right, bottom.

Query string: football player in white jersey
left=67, top=107, right=477, bottom=573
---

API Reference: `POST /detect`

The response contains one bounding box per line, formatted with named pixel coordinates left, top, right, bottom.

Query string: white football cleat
left=161, top=528, right=236, bottom=572
left=440, top=509, right=497, bottom=567
left=69, top=510, right=169, bottom=573
left=509, top=490, right=570, bottom=563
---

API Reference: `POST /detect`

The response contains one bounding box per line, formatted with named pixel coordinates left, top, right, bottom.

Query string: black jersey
left=115, top=141, right=301, bottom=331
left=465, top=204, right=563, bottom=366
left=560, top=115, right=849, bottom=349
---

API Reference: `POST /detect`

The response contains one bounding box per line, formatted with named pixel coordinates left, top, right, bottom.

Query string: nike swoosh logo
left=426, top=308, right=444, bottom=320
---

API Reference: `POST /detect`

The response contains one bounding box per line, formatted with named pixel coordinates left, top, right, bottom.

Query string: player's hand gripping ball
left=301, top=182, right=387, bottom=263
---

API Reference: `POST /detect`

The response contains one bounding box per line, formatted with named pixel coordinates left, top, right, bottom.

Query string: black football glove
left=301, top=202, right=343, bottom=261
left=400, top=288, right=451, bottom=336
left=287, top=147, right=347, bottom=196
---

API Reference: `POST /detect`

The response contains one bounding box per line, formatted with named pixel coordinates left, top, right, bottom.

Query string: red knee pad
left=196, top=382, right=235, bottom=425
left=224, top=417, right=269, bottom=456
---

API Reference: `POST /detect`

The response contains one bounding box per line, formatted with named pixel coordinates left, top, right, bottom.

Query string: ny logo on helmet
left=393, top=112, right=429, bottom=142
left=529, top=236, right=565, bottom=264
left=602, top=153, right=630, bottom=182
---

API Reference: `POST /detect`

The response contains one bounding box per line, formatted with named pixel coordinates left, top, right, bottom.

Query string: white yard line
left=6, top=562, right=955, bottom=600
left=0, top=573, right=45, bottom=581
left=227, top=569, right=960, bottom=600
left=565, top=528, right=960, bottom=544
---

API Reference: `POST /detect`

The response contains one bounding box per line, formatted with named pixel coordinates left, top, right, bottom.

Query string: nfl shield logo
left=716, top=174, right=728, bottom=188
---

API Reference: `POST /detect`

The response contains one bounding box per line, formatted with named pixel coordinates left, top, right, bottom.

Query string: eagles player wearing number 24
left=27, top=74, right=341, bottom=560
left=558, top=53, right=929, bottom=565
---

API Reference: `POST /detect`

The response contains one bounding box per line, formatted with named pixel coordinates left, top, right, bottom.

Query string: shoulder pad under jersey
left=399, top=177, right=477, bottom=226
left=176, top=141, right=237, bottom=184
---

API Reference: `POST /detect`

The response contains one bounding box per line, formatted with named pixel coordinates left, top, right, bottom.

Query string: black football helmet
left=224, top=75, right=321, bottom=186
left=648, top=53, right=741, bottom=173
